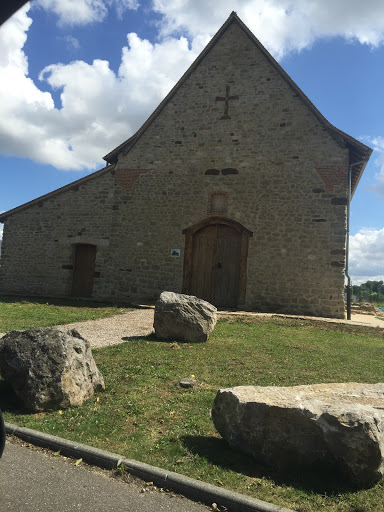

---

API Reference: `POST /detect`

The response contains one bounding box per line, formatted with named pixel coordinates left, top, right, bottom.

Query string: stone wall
left=0, top=171, right=116, bottom=298
left=0, top=21, right=349, bottom=317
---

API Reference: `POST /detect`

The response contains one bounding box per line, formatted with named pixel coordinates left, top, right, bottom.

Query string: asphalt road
left=0, top=440, right=209, bottom=511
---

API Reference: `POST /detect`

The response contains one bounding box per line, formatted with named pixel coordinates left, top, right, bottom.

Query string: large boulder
left=212, top=383, right=384, bottom=487
left=154, top=291, right=217, bottom=343
left=0, top=327, right=105, bottom=412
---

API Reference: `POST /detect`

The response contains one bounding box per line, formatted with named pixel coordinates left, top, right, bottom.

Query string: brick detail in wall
left=115, top=168, right=153, bottom=194
left=315, top=166, right=348, bottom=194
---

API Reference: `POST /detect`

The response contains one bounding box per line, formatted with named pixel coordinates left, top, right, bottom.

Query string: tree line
left=350, top=280, right=384, bottom=303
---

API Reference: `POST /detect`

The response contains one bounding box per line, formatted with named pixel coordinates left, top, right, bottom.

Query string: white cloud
left=61, top=35, right=80, bottom=50
left=34, top=0, right=139, bottom=26
left=111, top=0, right=139, bottom=19
left=33, top=0, right=384, bottom=51
left=0, top=3, right=31, bottom=70
left=153, top=0, right=384, bottom=58
left=350, top=228, right=384, bottom=284
left=0, top=6, right=198, bottom=170
left=2, top=1, right=384, bottom=172
left=153, top=0, right=384, bottom=57
left=118, top=33, right=202, bottom=103
left=35, top=0, right=107, bottom=26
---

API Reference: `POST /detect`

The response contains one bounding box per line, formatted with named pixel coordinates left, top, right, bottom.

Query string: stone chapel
left=0, top=12, right=372, bottom=318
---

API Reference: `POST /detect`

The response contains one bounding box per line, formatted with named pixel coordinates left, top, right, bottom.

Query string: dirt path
left=1, top=309, right=382, bottom=349
left=59, top=308, right=155, bottom=349
left=0, top=309, right=155, bottom=349
left=54, top=309, right=384, bottom=348
left=348, top=313, right=384, bottom=327
left=218, top=311, right=384, bottom=329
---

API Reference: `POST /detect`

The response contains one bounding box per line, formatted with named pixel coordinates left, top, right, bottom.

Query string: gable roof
left=103, top=11, right=372, bottom=194
left=0, top=164, right=115, bottom=222
left=0, top=12, right=372, bottom=223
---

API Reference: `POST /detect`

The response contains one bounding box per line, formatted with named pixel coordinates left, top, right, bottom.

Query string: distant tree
left=350, top=280, right=384, bottom=304
left=371, top=292, right=379, bottom=303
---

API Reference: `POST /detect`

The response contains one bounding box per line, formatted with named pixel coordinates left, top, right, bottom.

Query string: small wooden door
left=189, top=224, right=241, bottom=307
left=71, top=244, right=97, bottom=297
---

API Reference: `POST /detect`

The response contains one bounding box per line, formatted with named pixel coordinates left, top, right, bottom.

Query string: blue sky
left=0, top=0, right=383, bottom=284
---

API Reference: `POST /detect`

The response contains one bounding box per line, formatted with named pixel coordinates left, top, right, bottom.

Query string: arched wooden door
left=183, top=218, right=252, bottom=307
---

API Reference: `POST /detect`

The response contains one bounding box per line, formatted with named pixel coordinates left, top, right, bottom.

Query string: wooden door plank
left=214, top=225, right=241, bottom=307
left=184, top=220, right=249, bottom=308
left=71, top=244, right=96, bottom=297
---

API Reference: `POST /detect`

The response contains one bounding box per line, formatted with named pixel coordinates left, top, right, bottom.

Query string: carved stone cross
left=215, top=85, right=239, bottom=119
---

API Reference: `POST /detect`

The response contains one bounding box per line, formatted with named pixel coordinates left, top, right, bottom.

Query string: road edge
left=5, top=422, right=294, bottom=512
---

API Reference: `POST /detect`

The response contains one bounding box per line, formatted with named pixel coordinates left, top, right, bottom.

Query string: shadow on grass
left=181, top=434, right=264, bottom=478
left=121, top=333, right=199, bottom=344
left=0, top=295, right=132, bottom=310
left=121, top=333, right=156, bottom=343
left=181, top=434, right=363, bottom=494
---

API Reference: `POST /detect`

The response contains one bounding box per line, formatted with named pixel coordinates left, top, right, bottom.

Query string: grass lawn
left=0, top=295, right=132, bottom=332
left=2, top=305, right=384, bottom=511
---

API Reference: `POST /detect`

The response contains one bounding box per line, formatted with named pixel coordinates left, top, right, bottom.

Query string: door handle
left=217, top=262, right=222, bottom=269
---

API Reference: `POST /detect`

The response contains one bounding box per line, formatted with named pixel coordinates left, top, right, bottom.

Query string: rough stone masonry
left=0, top=12, right=372, bottom=318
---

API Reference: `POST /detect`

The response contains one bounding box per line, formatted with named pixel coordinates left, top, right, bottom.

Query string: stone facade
left=0, top=13, right=372, bottom=318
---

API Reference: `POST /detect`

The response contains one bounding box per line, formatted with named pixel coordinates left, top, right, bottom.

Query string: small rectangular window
left=208, top=192, right=228, bottom=215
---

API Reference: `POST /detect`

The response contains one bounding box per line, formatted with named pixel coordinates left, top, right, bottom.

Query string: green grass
left=2, top=314, right=384, bottom=511
left=0, top=295, right=132, bottom=332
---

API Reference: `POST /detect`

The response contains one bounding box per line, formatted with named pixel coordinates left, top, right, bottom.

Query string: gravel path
left=0, top=308, right=382, bottom=349
left=58, top=308, right=155, bottom=349
left=0, top=309, right=155, bottom=348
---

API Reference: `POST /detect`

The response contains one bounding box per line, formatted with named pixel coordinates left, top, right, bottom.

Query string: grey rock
left=0, top=327, right=105, bottom=412
left=179, top=378, right=198, bottom=388
left=212, top=383, right=384, bottom=487
left=154, top=291, right=217, bottom=343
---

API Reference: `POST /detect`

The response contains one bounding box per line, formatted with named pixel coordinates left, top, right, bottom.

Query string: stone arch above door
left=182, top=217, right=253, bottom=307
